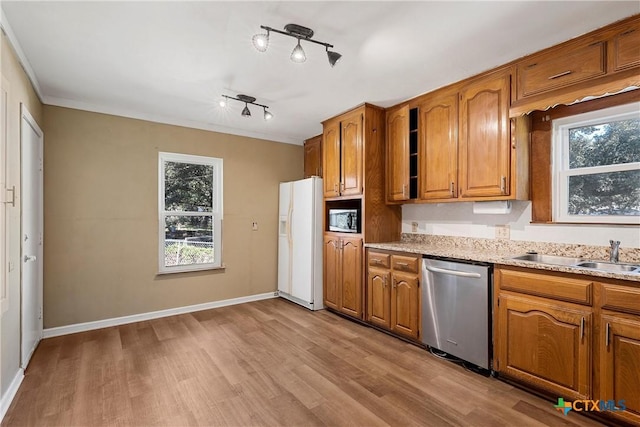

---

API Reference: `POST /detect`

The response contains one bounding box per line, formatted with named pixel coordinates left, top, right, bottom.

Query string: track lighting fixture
left=252, top=23, right=342, bottom=67
left=220, top=94, right=273, bottom=121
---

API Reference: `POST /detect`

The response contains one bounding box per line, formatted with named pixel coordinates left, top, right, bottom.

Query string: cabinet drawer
left=498, top=268, right=592, bottom=305
left=600, top=283, right=640, bottom=315
left=368, top=251, right=390, bottom=268
left=517, top=41, right=606, bottom=98
left=391, top=255, right=419, bottom=273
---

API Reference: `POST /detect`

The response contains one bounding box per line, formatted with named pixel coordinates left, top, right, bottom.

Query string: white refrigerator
left=278, top=177, right=323, bottom=310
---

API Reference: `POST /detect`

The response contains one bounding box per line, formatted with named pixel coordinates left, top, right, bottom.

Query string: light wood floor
left=3, top=298, right=604, bottom=427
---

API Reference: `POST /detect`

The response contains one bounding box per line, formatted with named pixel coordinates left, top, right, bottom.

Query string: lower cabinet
left=597, top=282, right=640, bottom=425
left=496, top=293, right=592, bottom=399
left=495, top=266, right=640, bottom=425
left=367, top=250, right=420, bottom=340
left=324, top=234, right=363, bottom=319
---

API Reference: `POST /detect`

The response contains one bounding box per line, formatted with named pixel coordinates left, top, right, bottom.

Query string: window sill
left=157, top=264, right=226, bottom=276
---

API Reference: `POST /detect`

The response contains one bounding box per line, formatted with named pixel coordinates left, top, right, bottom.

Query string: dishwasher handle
left=425, top=265, right=482, bottom=278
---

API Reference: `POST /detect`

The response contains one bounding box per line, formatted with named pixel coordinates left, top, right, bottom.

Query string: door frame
left=20, top=103, right=43, bottom=368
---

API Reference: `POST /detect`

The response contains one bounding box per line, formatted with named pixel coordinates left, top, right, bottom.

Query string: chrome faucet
left=609, top=240, right=621, bottom=263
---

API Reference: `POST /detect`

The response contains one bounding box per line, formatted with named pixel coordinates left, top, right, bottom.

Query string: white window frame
left=158, top=152, right=223, bottom=273
left=552, top=102, right=640, bottom=224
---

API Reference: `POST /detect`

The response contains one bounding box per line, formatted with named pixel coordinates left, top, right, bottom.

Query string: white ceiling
left=1, top=2, right=638, bottom=145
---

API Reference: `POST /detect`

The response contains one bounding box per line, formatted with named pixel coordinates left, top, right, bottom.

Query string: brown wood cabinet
left=516, top=40, right=606, bottom=99
left=386, top=106, right=410, bottom=202
left=496, top=293, right=592, bottom=399
left=323, top=120, right=341, bottom=197
left=495, top=266, right=640, bottom=425
left=324, top=234, right=363, bottom=319
left=459, top=71, right=512, bottom=199
left=419, top=91, right=458, bottom=200
left=597, top=282, right=640, bottom=425
left=303, top=134, right=322, bottom=178
left=322, top=109, right=363, bottom=197
left=367, top=250, right=420, bottom=340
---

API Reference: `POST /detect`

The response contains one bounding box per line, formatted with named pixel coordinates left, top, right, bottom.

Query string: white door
left=21, top=104, right=43, bottom=368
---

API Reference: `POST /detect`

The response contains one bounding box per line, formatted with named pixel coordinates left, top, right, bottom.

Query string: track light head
left=241, top=104, right=251, bottom=117
left=290, top=39, right=306, bottom=63
left=252, top=31, right=269, bottom=52
left=326, top=49, right=342, bottom=67
left=263, top=108, right=273, bottom=121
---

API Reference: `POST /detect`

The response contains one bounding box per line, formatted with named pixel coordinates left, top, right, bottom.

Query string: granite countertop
left=365, top=236, right=640, bottom=283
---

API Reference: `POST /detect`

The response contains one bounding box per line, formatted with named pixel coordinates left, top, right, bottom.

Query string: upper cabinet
left=340, top=110, right=364, bottom=197
left=322, top=109, right=363, bottom=197
left=323, top=119, right=341, bottom=197
left=419, top=91, right=458, bottom=200
left=510, top=15, right=640, bottom=116
left=386, top=106, right=410, bottom=201
left=303, top=134, right=322, bottom=178
left=459, top=71, right=512, bottom=199
left=386, top=69, right=529, bottom=204
left=516, top=40, right=606, bottom=99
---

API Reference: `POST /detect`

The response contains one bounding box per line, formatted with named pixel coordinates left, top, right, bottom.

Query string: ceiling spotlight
left=252, top=23, right=341, bottom=67
left=219, top=99, right=227, bottom=108
left=290, top=39, right=306, bottom=63
left=252, top=31, right=269, bottom=52
left=220, top=94, right=272, bottom=121
left=326, top=48, right=342, bottom=68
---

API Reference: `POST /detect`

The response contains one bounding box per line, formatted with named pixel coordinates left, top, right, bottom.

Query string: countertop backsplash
left=399, top=233, right=640, bottom=264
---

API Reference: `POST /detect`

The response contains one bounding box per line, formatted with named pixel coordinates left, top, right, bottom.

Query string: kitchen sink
left=510, top=253, right=585, bottom=266
left=574, top=261, right=640, bottom=273
left=509, top=253, right=640, bottom=274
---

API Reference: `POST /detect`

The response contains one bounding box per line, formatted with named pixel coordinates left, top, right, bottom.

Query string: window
left=158, top=152, right=223, bottom=273
left=552, top=102, right=640, bottom=224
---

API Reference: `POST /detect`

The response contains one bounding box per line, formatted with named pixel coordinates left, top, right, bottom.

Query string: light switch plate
left=252, top=222, right=258, bottom=231
left=411, top=222, right=419, bottom=233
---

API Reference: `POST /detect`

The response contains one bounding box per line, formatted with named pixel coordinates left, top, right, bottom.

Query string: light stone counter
left=365, top=234, right=640, bottom=283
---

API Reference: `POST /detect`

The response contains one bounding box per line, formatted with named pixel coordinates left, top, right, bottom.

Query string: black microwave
left=328, top=209, right=359, bottom=233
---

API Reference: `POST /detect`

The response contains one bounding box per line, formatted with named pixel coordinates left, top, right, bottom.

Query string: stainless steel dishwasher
left=421, top=257, right=491, bottom=369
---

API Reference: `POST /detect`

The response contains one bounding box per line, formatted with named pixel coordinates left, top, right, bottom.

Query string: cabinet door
left=340, top=111, right=363, bottom=196
left=497, top=294, right=591, bottom=400
left=323, top=121, right=341, bottom=197
left=419, top=92, right=458, bottom=200
left=391, top=272, right=420, bottom=340
left=386, top=106, right=410, bottom=201
left=323, top=235, right=340, bottom=311
left=367, top=268, right=391, bottom=329
left=459, top=73, right=511, bottom=198
left=340, top=236, right=363, bottom=319
left=304, top=135, right=322, bottom=178
left=599, top=313, right=640, bottom=425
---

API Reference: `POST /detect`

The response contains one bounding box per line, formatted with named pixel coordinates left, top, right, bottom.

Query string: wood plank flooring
left=3, top=298, right=604, bottom=426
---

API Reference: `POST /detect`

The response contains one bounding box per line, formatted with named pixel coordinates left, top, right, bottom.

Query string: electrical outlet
left=252, top=222, right=258, bottom=231
left=411, top=222, right=419, bottom=233
left=495, top=225, right=510, bottom=240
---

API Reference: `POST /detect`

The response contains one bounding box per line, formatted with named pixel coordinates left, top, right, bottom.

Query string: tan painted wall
left=1, top=32, right=43, bottom=400
left=43, top=106, right=303, bottom=328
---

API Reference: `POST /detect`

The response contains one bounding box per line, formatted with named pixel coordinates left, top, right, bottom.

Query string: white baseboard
left=43, top=292, right=277, bottom=339
left=0, top=368, right=24, bottom=423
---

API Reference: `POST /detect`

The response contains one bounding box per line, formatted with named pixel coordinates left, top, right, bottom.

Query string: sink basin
left=574, top=261, right=640, bottom=273
left=511, top=253, right=585, bottom=266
